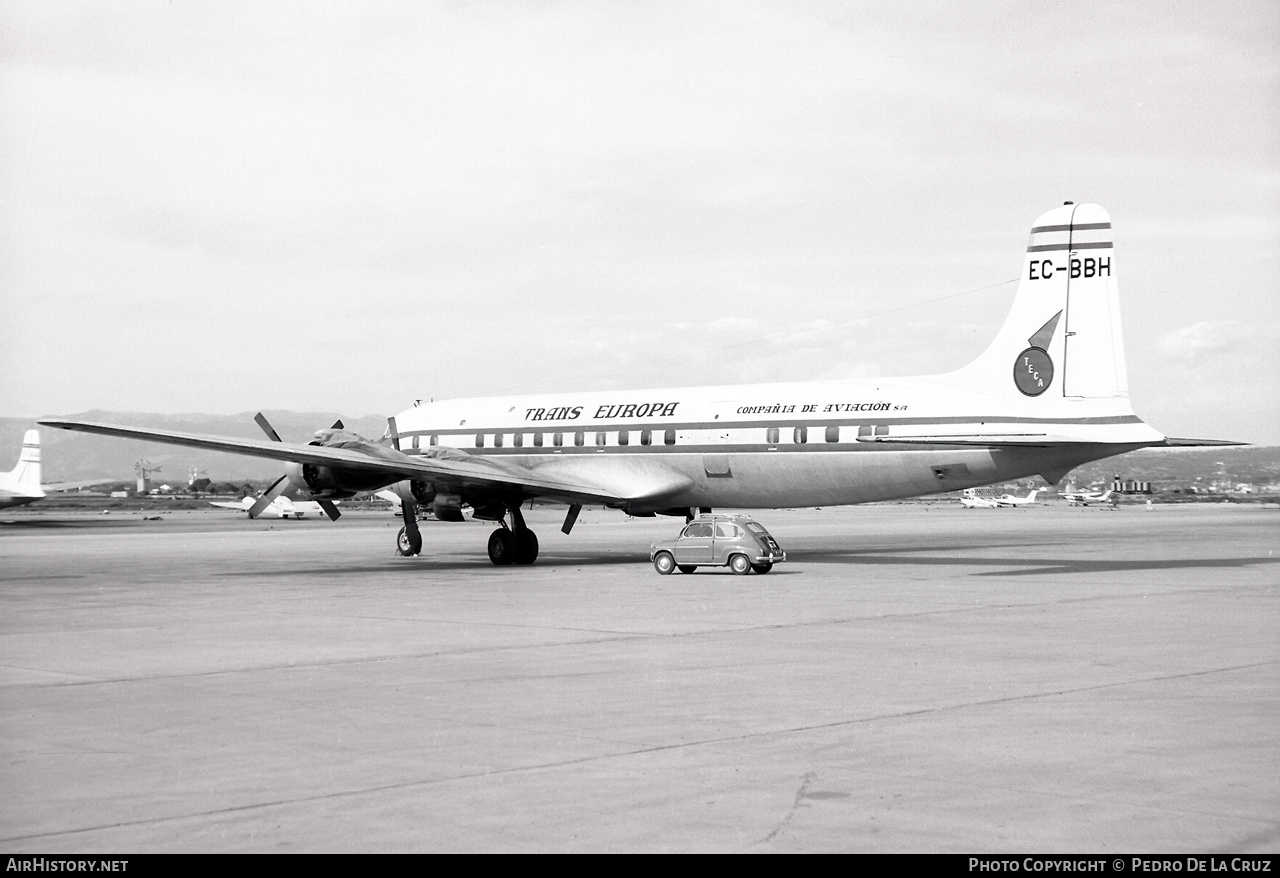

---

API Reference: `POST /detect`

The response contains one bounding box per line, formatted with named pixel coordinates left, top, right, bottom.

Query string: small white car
left=650, top=514, right=786, bottom=575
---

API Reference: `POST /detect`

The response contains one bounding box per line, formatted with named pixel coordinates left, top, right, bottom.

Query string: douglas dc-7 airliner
left=41, top=203, right=1231, bottom=565
left=0, top=430, right=112, bottom=509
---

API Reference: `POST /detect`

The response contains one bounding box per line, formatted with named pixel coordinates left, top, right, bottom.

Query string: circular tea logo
left=1013, top=347, right=1053, bottom=396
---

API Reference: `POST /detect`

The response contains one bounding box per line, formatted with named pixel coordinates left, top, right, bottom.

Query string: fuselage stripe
left=1029, top=223, right=1112, bottom=233
left=1026, top=241, right=1114, bottom=252
left=402, top=414, right=1144, bottom=439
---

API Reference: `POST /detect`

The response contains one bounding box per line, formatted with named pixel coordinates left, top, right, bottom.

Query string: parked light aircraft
left=993, top=489, right=1040, bottom=507
left=0, top=430, right=112, bottom=509
left=959, top=491, right=999, bottom=509
left=1065, top=489, right=1113, bottom=506
left=41, top=203, right=1236, bottom=565
left=209, top=495, right=336, bottom=519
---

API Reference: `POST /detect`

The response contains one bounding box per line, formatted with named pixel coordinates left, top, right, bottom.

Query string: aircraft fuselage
left=391, top=374, right=1158, bottom=512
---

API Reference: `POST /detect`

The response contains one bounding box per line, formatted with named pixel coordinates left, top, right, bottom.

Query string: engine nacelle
left=386, top=479, right=436, bottom=505
left=431, top=493, right=466, bottom=522
left=290, top=462, right=392, bottom=500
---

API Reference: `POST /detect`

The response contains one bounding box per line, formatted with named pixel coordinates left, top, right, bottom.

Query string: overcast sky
left=2, top=1, right=1276, bottom=443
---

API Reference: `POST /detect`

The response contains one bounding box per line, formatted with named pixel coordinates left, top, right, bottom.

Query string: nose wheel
left=396, top=497, right=422, bottom=556
left=397, top=525, right=422, bottom=556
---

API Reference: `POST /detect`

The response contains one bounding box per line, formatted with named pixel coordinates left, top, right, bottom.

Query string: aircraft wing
left=37, top=418, right=659, bottom=506
left=209, top=500, right=251, bottom=511
left=41, top=478, right=117, bottom=492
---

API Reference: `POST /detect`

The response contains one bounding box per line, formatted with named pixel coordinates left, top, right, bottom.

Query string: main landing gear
left=487, top=503, right=538, bottom=566
left=395, top=497, right=539, bottom=565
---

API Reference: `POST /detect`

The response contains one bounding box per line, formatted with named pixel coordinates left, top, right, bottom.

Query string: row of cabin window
left=417, top=424, right=893, bottom=449
left=772, top=425, right=890, bottom=444
left=472, top=429, right=680, bottom=449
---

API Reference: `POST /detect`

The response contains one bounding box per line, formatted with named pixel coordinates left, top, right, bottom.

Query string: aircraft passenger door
left=674, top=522, right=715, bottom=564
left=703, top=412, right=734, bottom=478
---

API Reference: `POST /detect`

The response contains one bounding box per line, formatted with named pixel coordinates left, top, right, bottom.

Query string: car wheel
left=729, top=554, right=751, bottom=575
left=653, top=552, right=675, bottom=575
left=751, top=562, right=772, bottom=574
left=677, top=565, right=697, bottom=574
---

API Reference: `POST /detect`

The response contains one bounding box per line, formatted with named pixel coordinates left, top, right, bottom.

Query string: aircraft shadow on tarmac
left=800, top=548, right=1280, bottom=577
left=206, top=545, right=1280, bottom=579
left=213, top=552, right=714, bottom=577
left=0, top=518, right=144, bottom=529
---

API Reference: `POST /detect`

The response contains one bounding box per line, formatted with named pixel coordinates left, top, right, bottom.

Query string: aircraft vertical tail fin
left=5, top=430, right=43, bottom=487
left=951, top=203, right=1130, bottom=406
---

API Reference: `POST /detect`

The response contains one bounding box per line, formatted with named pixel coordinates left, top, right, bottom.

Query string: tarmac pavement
left=1, top=502, right=1276, bottom=852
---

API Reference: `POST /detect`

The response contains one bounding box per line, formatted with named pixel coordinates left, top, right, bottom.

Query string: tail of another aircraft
left=951, top=202, right=1130, bottom=406
left=5, top=430, right=42, bottom=487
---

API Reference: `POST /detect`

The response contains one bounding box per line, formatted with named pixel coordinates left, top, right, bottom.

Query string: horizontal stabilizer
left=1158, top=438, right=1248, bottom=447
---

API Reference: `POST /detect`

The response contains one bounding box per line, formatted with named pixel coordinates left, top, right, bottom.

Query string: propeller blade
left=254, top=412, right=283, bottom=443
left=248, top=475, right=290, bottom=519
left=252, top=414, right=341, bottom=522
left=386, top=416, right=401, bottom=451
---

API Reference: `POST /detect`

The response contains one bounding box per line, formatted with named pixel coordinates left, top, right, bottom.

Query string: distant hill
left=0, top=411, right=389, bottom=484
left=1058, top=445, right=1280, bottom=492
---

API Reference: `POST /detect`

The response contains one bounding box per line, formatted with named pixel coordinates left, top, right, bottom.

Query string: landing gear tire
left=488, top=529, right=515, bottom=566
left=397, top=526, right=422, bottom=556
left=729, top=554, right=751, bottom=575
left=677, top=565, right=697, bottom=574
left=653, top=552, right=676, bottom=575
left=751, top=562, right=773, bottom=574
left=514, top=529, right=539, bottom=565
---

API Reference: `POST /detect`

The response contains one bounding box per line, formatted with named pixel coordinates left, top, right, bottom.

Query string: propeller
left=249, top=413, right=342, bottom=521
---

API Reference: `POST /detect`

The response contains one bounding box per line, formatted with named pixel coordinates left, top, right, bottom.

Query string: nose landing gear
left=396, top=496, right=423, bottom=556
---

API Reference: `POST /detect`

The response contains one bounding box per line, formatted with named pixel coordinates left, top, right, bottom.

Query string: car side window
left=715, top=523, right=740, bottom=538
left=682, top=523, right=713, bottom=539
